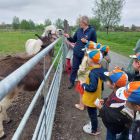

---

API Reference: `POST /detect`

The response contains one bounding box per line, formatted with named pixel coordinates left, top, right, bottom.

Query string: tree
left=29, top=19, right=35, bottom=30
left=92, top=0, right=125, bottom=34
left=131, top=24, right=137, bottom=31
left=89, top=18, right=101, bottom=30
left=36, top=24, right=44, bottom=31
left=55, top=18, right=64, bottom=29
left=20, top=19, right=30, bottom=30
left=44, top=19, right=52, bottom=26
left=12, top=16, right=20, bottom=30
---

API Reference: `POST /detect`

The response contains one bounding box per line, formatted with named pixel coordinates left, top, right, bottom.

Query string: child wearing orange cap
left=81, top=49, right=106, bottom=135
left=95, top=68, right=133, bottom=140
left=116, top=81, right=140, bottom=140
left=100, top=45, right=111, bottom=71
left=100, top=45, right=111, bottom=92
left=75, top=41, right=97, bottom=110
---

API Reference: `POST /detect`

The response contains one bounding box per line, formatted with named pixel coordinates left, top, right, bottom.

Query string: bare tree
left=92, top=0, right=125, bottom=34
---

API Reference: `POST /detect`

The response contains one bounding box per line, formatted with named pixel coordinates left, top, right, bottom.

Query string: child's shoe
left=75, top=104, right=84, bottom=110
left=83, top=123, right=101, bottom=135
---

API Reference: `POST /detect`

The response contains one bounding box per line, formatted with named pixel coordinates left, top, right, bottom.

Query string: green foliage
left=93, top=0, right=125, bottom=33
left=35, top=24, right=44, bottom=31
left=89, top=18, right=100, bottom=30
left=44, top=19, right=52, bottom=26
left=12, top=16, right=20, bottom=30
left=55, top=18, right=64, bottom=29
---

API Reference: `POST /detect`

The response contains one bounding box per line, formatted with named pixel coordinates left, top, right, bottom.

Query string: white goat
left=25, top=39, right=43, bottom=56
left=25, top=25, right=58, bottom=56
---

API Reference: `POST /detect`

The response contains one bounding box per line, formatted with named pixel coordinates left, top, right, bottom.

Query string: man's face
left=132, top=59, right=140, bottom=71
left=79, top=21, right=86, bottom=29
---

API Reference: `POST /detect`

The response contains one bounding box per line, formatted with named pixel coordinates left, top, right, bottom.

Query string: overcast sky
left=0, top=0, right=139, bottom=26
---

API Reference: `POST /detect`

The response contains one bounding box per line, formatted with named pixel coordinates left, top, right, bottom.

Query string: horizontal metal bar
left=0, top=38, right=60, bottom=101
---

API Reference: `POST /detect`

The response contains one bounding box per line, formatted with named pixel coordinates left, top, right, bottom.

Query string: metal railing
left=0, top=37, right=67, bottom=140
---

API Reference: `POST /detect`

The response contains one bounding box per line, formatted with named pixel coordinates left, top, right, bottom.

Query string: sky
left=0, top=0, right=140, bottom=27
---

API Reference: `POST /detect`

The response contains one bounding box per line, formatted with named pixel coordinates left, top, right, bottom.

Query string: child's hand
left=64, top=33, right=70, bottom=38
left=70, top=43, right=75, bottom=48
left=94, top=98, right=103, bottom=109
left=81, top=38, right=88, bottom=43
left=99, top=99, right=104, bottom=104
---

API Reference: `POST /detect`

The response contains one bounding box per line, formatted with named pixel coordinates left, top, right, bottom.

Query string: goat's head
left=35, top=32, right=57, bottom=44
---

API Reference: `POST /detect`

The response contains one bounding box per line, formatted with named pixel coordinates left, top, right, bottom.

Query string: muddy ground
left=1, top=91, right=44, bottom=140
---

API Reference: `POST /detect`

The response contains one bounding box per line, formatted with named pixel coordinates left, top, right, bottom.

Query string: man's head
left=79, top=16, right=89, bottom=29
left=104, top=68, right=128, bottom=90
left=116, top=81, right=140, bottom=111
left=88, top=50, right=103, bottom=66
left=130, top=52, right=140, bottom=71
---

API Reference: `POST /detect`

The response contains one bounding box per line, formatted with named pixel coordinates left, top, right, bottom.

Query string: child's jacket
left=100, top=91, right=133, bottom=134
left=78, top=55, right=92, bottom=83
left=82, top=65, right=106, bottom=107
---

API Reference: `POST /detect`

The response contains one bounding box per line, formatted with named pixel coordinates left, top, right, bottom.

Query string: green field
left=97, top=32, right=140, bottom=56
left=0, top=30, right=41, bottom=55
left=0, top=31, right=140, bottom=56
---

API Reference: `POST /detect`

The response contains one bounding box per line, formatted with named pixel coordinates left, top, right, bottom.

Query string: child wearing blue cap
left=95, top=68, right=133, bottom=140
left=116, top=81, right=140, bottom=140
left=100, top=45, right=111, bottom=71
left=81, top=49, right=106, bottom=135
left=75, top=41, right=98, bottom=110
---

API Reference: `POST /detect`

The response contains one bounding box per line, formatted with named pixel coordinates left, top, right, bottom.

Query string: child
left=127, top=40, right=140, bottom=74
left=65, top=40, right=75, bottom=75
left=95, top=68, right=133, bottom=140
left=100, top=45, right=111, bottom=71
left=100, top=45, right=111, bottom=92
left=128, top=52, right=140, bottom=81
left=81, top=49, right=106, bottom=135
left=116, top=81, right=140, bottom=140
left=75, top=41, right=97, bottom=110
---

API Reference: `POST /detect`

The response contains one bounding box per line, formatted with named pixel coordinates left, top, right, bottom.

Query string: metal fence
left=0, top=37, right=67, bottom=140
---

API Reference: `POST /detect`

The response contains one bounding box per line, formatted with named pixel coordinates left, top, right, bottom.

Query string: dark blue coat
left=82, top=67, right=106, bottom=92
left=68, top=26, right=97, bottom=58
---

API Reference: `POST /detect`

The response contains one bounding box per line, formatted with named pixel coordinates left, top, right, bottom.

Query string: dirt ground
left=1, top=90, right=44, bottom=140
left=0, top=51, right=130, bottom=140
left=51, top=51, right=130, bottom=140
left=0, top=54, right=46, bottom=140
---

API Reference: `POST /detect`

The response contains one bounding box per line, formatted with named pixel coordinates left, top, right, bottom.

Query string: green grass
left=97, top=32, right=140, bottom=57
left=0, top=31, right=140, bottom=57
left=0, top=30, right=41, bottom=55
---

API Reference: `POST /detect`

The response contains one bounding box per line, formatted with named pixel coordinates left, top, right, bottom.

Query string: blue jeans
left=106, top=129, right=116, bottom=140
left=69, top=54, right=83, bottom=84
left=87, top=107, right=98, bottom=132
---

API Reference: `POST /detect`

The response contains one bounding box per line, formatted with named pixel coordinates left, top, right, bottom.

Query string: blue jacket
left=68, top=26, right=97, bottom=58
left=82, top=67, right=106, bottom=92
